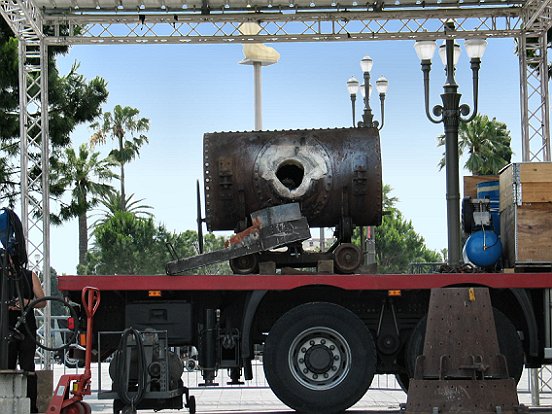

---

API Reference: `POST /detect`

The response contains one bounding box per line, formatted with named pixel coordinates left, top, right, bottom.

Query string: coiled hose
left=115, top=327, right=148, bottom=409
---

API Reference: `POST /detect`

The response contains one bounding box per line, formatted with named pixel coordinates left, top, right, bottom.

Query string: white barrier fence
left=37, top=319, right=552, bottom=406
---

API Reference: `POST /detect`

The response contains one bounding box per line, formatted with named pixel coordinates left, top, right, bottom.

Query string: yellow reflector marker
left=468, top=287, right=476, bottom=302
left=79, top=333, right=86, bottom=346
left=148, top=290, right=162, bottom=297
left=388, top=290, right=401, bottom=297
left=72, top=381, right=79, bottom=392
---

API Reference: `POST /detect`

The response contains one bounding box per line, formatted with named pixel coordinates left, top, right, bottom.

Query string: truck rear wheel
left=404, top=308, right=524, bottom=391
left=263, top=302, right=376, bottom=414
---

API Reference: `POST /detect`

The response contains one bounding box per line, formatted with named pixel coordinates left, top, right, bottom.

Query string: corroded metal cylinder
left=204, top=127, right=382, bottom=231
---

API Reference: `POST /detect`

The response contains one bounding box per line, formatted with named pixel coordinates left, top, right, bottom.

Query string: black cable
left=11, top=296, right=79, bottom=351
left=12, top=266, right=27, bottom=315
left=115, top=327, right=147, bottom=409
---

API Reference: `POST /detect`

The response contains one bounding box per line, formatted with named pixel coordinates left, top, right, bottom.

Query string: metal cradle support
left=405, top=288, right=525, bottom=414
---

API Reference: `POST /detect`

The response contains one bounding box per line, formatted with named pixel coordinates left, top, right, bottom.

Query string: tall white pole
left=254, top=61, right=262, bottom=130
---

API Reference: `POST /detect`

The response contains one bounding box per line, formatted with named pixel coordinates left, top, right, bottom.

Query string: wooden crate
left=463, top=175, right=499, bottom=199
left=499, top=162, right=552, bottom=267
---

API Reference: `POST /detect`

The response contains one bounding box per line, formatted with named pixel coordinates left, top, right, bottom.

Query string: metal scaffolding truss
left=1, top=0, right=551, bottom=371
left=519, top=31, right=551, bottom=161
left=519, top=0, right=552, bottom=162
left=12, top=29, right=53, bottom=367
left=43, top=9, right=524, bottom=44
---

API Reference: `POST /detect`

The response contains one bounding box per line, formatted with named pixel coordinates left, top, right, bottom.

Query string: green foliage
left=0, top=19, right=109, bottom=205
left=50, top=143, right=118, bottom=266
left=49, top=63, right=109, bottom=148
left=92, top=192, right=153, bottom=227
left=90, top=105, right=150, bottom=209
left=437, top=114, right=512, bottom=176
left=352, top=184, right=441, bottom=273
left=375, top=210, right=441, bottom=273
left=81, top=211, right=229, bottom=275
left=50, top=143, right=118, bottom=223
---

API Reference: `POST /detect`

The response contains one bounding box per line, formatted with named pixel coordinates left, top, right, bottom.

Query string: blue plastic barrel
left=476, top=180, right=500, bottom=235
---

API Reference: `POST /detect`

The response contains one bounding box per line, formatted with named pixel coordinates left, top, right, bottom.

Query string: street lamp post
left=347, top=56, right=389, bottom=129
left=238, top=22, right=280, bottom=131
left=347, top=76, right=359, bottom=127
left=346, top=56, right=389, bottom=268
left=414, top=22, right=487, bottom=267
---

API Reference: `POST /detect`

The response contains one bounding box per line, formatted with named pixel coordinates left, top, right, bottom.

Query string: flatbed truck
left=57, top=271, right=552, bottom=413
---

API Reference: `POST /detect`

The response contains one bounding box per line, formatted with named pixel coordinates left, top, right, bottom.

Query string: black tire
left=404, top=308, right=524, bottom=390
left=334, top=243, right=362, bottom=274
left=404, top=316, right=426, bottom=385
left=229, top=254, right=259, bottom=274
left=113, top=399, right=123, bottom=414
left=394, top=373, right=410, bottom=393
left=263, top=302, right=376, bottom=414
left=494, top=308, right=525, bottom=382
left=187, top=395, right=196, bottom=414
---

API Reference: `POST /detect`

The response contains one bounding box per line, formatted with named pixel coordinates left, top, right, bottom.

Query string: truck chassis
left=58, top=272, right=552, bottom=413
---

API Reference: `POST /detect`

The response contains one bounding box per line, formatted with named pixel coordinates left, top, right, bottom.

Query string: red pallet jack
left=47, top=286, right=100, bottom=414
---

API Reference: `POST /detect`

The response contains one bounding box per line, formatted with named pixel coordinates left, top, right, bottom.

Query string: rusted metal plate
left=203, top=127, right=382, bottom=231
left=165, top=204, right=311, bottom=274
left=418, top=288, right=508, bottom=380
left=406, top=379, right=524, bottom=413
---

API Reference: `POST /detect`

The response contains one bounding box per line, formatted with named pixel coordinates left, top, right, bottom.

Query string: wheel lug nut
left=303, top=368, right=309, bottom=374
left=329, top=345, right=335, bottom=350
left=332, top=366, right=337, bottom=371
left=324, top=373, right=329, bottom=378
left=299, top=358, right=304, bottom=363
left=313, top=374, right=318, bottom=379
left=333, top=355, right=339, bottom=360
left=309, top=340, right=315, bottom=346
left=320, top=339, right=326, bottom=345
left=301, top=347, right=306, bottom=353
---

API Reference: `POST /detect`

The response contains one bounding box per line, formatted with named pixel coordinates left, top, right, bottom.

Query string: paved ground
left=43, top=363, right=552, bottom=414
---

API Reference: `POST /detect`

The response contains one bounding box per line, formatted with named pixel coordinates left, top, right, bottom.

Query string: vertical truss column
left=18, top=37, right=52, bottom=370
left=519, top=31, right=551, bottom=162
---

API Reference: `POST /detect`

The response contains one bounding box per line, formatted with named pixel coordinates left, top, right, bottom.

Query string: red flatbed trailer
left=57, top=271, right=552, bottom=413
left=58, top=272, right=552, bottom=291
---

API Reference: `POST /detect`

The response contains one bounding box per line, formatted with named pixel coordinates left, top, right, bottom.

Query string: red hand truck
left=47, top=286, right=100, bottom=414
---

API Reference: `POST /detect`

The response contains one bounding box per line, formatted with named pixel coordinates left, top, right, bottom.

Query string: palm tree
left=92, top=191, right=153, bottom=227
left=437, top=114, right=513, bottom=175
left=90, top=105, right=150, bottom=210
left=382, top=183, right=398, bottom=212
left=50, top=143, right=118, bottom=266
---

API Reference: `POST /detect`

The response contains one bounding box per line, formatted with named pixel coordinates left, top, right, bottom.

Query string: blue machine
left=476, top=180, right=500, bottom=236
left=462, top=182, right=503, bottom=268
left=463, top=229, right=502, bottom=268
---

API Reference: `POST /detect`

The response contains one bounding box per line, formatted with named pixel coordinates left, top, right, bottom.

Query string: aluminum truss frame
left=520, top=0, right=552, bottom=162
left=519, top=32, right=551, bottom=162
left=0, top=3, right=53, bottom=368
left=42, top=9, right=523, bottom=45
left=18, top=38, right=53, bottom=369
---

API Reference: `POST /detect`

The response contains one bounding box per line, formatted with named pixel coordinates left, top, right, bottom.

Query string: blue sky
left=52, top=37, right=522, bottom=274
